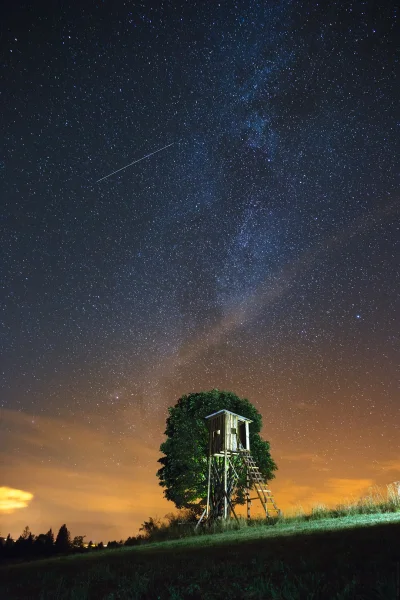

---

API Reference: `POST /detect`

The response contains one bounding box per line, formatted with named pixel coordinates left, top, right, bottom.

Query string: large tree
left=55, top=524, right=71, bottom=553
left=157, top=389, right=277, bottom=511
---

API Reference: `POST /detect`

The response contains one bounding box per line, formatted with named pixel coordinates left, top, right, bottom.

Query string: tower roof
left=205, top=409, right=253, bottom=422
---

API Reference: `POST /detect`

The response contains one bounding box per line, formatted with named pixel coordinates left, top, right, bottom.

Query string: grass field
left=2, top=511, right=400, bottom=599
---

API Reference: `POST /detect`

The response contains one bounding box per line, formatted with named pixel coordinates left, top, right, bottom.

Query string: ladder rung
left=241, top=450, right=280, bottom=515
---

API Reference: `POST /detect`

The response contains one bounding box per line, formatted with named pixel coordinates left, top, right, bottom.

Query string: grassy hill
left=2, top=512, right=400, bottom=599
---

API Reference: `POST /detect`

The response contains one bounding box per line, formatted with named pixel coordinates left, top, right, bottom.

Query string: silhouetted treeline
left=0, top=510, right=199, bottom=563
left=0, top=524, right=145, bottom=563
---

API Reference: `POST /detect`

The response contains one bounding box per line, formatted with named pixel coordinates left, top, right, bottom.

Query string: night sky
left=1, top=0, right=399, bottom=542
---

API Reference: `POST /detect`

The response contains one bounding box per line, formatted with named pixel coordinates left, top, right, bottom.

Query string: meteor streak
left=95, top=142, right=174, bottom=183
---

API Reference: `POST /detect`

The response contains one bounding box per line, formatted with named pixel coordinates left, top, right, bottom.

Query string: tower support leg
left=224, top=450, right=228, bottom=519
left=246, top=472, right=251, bottom=519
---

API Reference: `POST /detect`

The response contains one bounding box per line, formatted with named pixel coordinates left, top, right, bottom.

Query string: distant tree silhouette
left=0, top=534, right=14, bottom=559
left=124, top=536, right=140, bottom=546
left=55, top=524, right=71, bottom=553
left=139, top=516, right=161, bottom=538
left=72, top=535, right=86, bottom=549
left=45, top=528, right=54, bottom=552
left=34, top=533, right=48, bottom=554
left=15, top=527, right=35, bottom=556
left=35, top=533, right=48, bottom=545
left=0, top=522, right=136, bottom=562
left=107, top=540, right=122, bottom=548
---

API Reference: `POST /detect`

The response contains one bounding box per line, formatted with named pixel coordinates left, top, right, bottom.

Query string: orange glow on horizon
left=1, top=404, right=399, bottom=541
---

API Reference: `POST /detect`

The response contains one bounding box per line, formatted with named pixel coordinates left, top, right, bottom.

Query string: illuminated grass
left=132, top=483, right=400, bottom=548
left=138, top=510, right=400, bottom=551
left=1, top=511, right=400, bottom=599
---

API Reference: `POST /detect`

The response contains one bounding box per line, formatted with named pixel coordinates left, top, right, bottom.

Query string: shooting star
left=95, top=142, right=174, bottom=183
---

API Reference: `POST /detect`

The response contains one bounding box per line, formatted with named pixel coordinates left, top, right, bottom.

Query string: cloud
left=0, top=487, right=33, bottom=513
left=274, top=477, right=374, bottom=513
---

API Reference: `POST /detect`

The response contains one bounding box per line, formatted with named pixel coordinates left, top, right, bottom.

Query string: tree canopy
left=157, top=389, right=277, bottom=511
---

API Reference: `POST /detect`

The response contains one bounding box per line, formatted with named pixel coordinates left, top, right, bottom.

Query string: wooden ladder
left=240, top=449, right=280, bottom=518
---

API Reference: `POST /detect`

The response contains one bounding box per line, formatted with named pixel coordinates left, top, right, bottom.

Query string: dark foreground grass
left=1, top=513, right=400, bottom=599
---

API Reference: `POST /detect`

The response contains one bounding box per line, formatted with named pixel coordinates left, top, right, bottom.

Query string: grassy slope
left=2, top=512, right=400, bottom=599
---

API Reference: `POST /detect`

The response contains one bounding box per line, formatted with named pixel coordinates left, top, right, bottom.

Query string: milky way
left=1, top=1, right=398, bottom=540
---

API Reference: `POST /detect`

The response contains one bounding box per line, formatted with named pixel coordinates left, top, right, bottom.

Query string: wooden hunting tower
left=207, top=409, right=251, bottom=455
left=198, top=409, right=280, bottom=525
